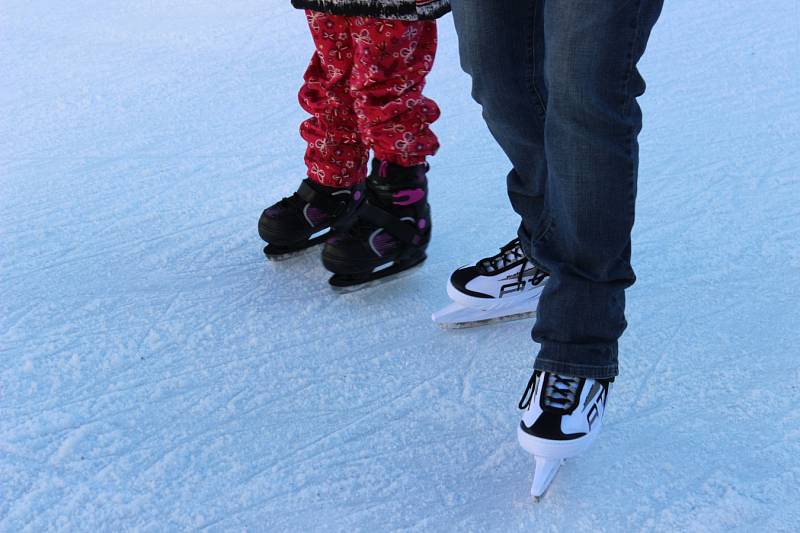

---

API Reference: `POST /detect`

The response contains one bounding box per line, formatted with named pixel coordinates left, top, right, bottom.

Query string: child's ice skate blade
left=262, top=231, right=330, bottom=261
left=328, top=252, right=426, bottom=292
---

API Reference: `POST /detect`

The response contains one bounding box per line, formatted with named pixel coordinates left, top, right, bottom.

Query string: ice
left=2, top=0, right=799, bottom=530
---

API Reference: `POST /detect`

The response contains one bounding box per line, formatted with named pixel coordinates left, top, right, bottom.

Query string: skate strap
left=297, top=182, right=348, bottom=214
left=358, top=203, right=418, bottom=244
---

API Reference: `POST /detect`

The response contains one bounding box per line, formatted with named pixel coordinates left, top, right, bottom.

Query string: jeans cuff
left=516, top=224, right=548, bottom=272
left=534, top=341, right=619, bottom=379
left=534, top=358, right=618, bottom=380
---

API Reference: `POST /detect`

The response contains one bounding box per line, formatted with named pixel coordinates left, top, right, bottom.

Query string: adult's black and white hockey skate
left=431, top=238, right=548, bottom=328
left=258, top=178, right=364, bottom=260
left=322, top=160, right=431, bottom=291
left=517, top=370, right=612, bottom=501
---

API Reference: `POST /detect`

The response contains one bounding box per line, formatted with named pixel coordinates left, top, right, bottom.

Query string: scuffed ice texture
left=1, top=0, right=799, bottom=531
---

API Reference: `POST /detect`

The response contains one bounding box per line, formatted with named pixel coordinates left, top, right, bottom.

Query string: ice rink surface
left=2, top=1, right=799, bottom=530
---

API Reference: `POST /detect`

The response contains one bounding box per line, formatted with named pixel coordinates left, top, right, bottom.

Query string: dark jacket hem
left=291, top=0, right=450, bottom=20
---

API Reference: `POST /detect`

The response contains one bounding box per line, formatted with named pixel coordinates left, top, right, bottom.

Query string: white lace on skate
left=542, top=374, right=581, bottom=410
left=518, top=372, right=581, bottom=412
left=478, top=238, right=526, bottom=274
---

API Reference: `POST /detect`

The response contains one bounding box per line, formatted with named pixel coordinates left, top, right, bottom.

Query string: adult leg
left=531, top=0, right=664, bottom=378
left=450, top=0, right=549, bottom=250
left=299, top=11, right=369, bottom=187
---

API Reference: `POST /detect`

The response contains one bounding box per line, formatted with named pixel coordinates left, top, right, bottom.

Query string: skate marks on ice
left=3, top=0, right=800, bottom=530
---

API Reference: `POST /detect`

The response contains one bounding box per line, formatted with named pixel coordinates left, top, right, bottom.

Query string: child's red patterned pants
left=299, top=11, right=440, bottom=188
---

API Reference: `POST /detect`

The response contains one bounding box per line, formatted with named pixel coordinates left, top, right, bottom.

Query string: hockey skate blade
left=263, top=243, right=321, bottom=262
left=263, top=234, right=329, bottom=261
left=530, top=457, right=565, bottom=502
left=329, top=257, right=426, bottom=294
left=431, top=301, right=538, bottom=329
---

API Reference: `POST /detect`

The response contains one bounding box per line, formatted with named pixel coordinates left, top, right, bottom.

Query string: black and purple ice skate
left=322, top=160, right=431, bottom=290
left=258, top=179, right=364, bottom=260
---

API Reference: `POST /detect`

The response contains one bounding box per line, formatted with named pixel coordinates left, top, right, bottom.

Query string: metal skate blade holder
left=431, top=298, right=539, bottom=329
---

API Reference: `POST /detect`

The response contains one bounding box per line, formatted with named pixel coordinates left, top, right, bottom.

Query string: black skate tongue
left=369, top=159, right=428, bottom=183
left=367, top=162, right=428, bottom=210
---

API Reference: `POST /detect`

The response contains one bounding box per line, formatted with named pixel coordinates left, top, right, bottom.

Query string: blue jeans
left=451, top=0, right=663, bottom=378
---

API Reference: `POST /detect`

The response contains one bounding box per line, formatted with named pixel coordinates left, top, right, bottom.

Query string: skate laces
left=542, top=374, right=581, bottom=410
left=518, top=372, right=582, bottom=411
left=518, top=371, right=539, bottom=410
left=479, top=239, right=526, bottom=274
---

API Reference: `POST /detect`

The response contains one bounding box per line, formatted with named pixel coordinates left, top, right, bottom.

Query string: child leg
left=258, top=11, right=369, bottom=257
left=319, top=18, right=439, bottom=288
left=347, top=17, right=441, bottom=166
left=299, top=11, right=369, bottom=187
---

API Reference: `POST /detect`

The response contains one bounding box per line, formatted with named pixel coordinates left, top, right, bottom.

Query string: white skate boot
left=431, top=238, right=548, bottom=328
left=517, top=370, right=612, bottom=501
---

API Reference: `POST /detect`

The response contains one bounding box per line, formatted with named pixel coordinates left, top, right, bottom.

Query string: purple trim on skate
left=305, top=206, right=329, bottom=227
left=371, top=231, right=399, bottom=256
left=392, top=188, right=425, bottom=206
